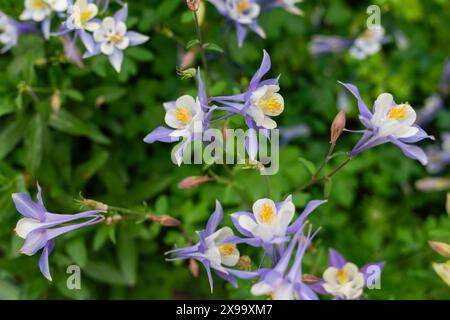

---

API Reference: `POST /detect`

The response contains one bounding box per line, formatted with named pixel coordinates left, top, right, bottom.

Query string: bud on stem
left=148, top=214, right=181, bottom=227
left=186, top=0, right=200, bottom=11
left=330, top=111, right=346, bottom=144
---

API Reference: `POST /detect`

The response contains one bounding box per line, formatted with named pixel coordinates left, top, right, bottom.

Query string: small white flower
left=370, top=93, right=418, bottom=139
left=226, top=0, right=260, bottom=25
left=323, top=262, right=365, bottom=300
left=0, top=12, right=18, bottom=51
left=20, top=0, right=68, bottom=22
left=204, top=227, right=240, bottom=273
left=67, top=0, right=99, bottom=32
left=164, top=95, right=204, bottom=138
left=93, top=17, right=129, bottom=55
left=349, top=25, right=385, bottom=60
left=237, top=198, right=294, bottom=243
left=247, top=85, right=284, bottom=129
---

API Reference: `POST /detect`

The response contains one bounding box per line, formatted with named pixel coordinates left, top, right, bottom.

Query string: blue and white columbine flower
left=251, top=225, right=319, bottom=300
left=341, top=81, right=433, bottom=165
left=311, top=248, right=384, bottom=300
left=0, top=11, right=20, bottom=53
left=209, top=0, right=265, bottom=47
left=20, top=0, right=68, bottom=39
left=165, top=201, right=257, bottom=292
left=231, top=196, right=326, bottom=262
left=144, top=69, right=211, bottom=165
left=349, top=25, right=385, bottom=60
left=85, top=5, right=149, bottom=72
left=12, top=184, right=104, bottom=281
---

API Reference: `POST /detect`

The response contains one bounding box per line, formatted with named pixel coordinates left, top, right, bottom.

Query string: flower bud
left=446, top=193, right=450, bottom=217
left=186, top=0, right=200, bottom=11
left=429, top=241, right=450, bottom=258
left=189, top=258, right=199, bottom=277
left=177, top=176, right=211, bottom=189
left=106, top=214, right=122, bottom=225
left=82, top=198, right=109, bottom=211
left=330, top=110, right=346, bottom=144
left=237, top=256, right=252, bottom=271
left=148, top=214, right=181, bottom=227
left=415, top=178, right=450, bottom=192
left=51, top=89, right=61, bottom=113
left=302, top=274, right=321, bottom=284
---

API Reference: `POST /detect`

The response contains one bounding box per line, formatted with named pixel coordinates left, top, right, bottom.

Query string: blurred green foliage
left=0, top=0, right=449, bottom=299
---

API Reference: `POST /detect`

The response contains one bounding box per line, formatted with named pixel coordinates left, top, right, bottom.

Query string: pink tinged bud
left=106, top=214, right=122, bottom=225
left=415, top=178, right=450, bottom=192
left=330, top=111, right=346, bottom=144
left=177, top=176, right=211, bottom=189
left=148, top=214, right=181, bottom=227
left=429, top=241, right=450, bottom=258
left=51, top=89, right=61, bottom=113
left=238, top=256, right=252, bottom=271
left=186, top=0, right=200, bottom=11
left=302, top=274, right=322, bottom=284
left=189, top=258, right=199, bottom=278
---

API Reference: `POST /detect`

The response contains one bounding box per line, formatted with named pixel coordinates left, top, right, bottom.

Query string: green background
left=0, top=0, right=449, bottom=299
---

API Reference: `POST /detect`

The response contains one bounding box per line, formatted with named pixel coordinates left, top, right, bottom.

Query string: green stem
left=193, top=11, right=209, bottom=86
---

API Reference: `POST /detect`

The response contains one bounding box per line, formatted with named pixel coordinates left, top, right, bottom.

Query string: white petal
left=238, top=215, right=257, bottom=233
left=261, top=116, right=277, bottom=129
left=323, top=266, right=339, bottom=284
left=15, top=218, right=43, bottom=239
left=251, top=281, right=273, bottom=296
left=176, top=95, right=198, bottom=115
left=115, top=22, right=127, bottom=36
left=253, top=198, right=277, bottom=225
left=115, top=37, right=129, bottom=50
left=221, top=248, right=240, bottom=267
left=100, top=42, right=115, bottom=55
left=371, top=93, right=394, bottom=125
left=102, top=17, right=116, bottom=34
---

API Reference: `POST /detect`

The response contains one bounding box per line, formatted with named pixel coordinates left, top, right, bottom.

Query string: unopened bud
left=148, top=214, right=181, bottom=227
left=238, top=256, right=252, bottom=271
left=186, top=0, right=200, bottom=11
left=302, top=274, right=321, bottom=284
left=82, top=198, right=109, bottom=211
left=106, top=214, right=122, bottom=225
left=51, top=89, right=61, bottom=113
left=429, top=241, right=450, bottom=258
left=330, top=111, right=346, bottom=144
left=177, top=176, right=211, bottom=189
left=189, top=258, right=199, bottom=277
left=415, top=178, right=450, bottom=192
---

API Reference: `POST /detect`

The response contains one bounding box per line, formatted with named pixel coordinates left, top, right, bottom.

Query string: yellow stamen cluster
left=259, top=203, right=275, bottom=224
left=219, top=244, right=235, bottom=256
left=258, top=96, right=282, bottom=114
left=110, top=34, right=124, bottom=45
left=31, top=0, right=46, bottom=9
left=175, top=107, right=192, bottom=125
left=237, top=0, right=250, bottom=13
left=336, top=268, right=349, bottom=285
left=388, top=104, right=408, bottom=120
left=79, top=10, right=93, bottom=24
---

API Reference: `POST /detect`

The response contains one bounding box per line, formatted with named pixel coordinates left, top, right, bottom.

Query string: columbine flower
left=12, top=184, right=104, bottom=281
left=231, top=196, right=326, bottom=262
left=84, top=5, right=149, bottom=72
left=311, top=248, right=384, bottom=300
left=20, top=0, right=68, bottom=39
left=209, top=0, right=265, bottom=47
left=341, top=81, right=433, bottom=165
left=144, top=68, right=211, bottom=165
left=165, top=201, right=257, bottom=292
left=251, top=225, right=319, bottom=300
left=349, top=25, right=385, bottom=60
left=0, top=11, right=20, bottom=53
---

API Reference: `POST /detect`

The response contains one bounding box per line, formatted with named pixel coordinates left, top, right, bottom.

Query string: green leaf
left=0, top=118, right=27, bottom=160
left=74, top=149, right=109, bottom=185
left=298, top=157, right=317, bottom=176
left=92, top=224, right=111, bottom=251
left=49, top=109, right=110, bottom=145
left=84, top=261, right=127, bottom=286
left=24, top=113, right=44, bottom=177
left=0, top=97, right=16, bottom=117
left=204, top=43, right=224, bottom=53
left=186, top=39, right=200, bottom=49
left=65, top=237, right=88, bottom=268
left=117, top=226, right=138, bottom=286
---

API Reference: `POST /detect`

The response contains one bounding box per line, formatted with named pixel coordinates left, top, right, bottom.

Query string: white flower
left=0, top=12, right=18, bottom=51
left=349, top=25, right=385, bottom=60
left=323, top=262, right=365, bottom=300
left=247, top=85, right=284, bottom=129
left=20, top=0, right=68, bottom=22
left=237, top=198, right=294, bottom=243
left=164, top=95, right=204, bottom=138
left=225, top=0, right=260, bottom=25
left=370, top=93, right=418, bottom=139
left=204, top=227, right=240, bottom=273
left=93, top=17, right=129, bottom=55
left=66, top=0, right=99, bottom=32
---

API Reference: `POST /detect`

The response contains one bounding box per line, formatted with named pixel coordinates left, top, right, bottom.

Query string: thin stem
left=314, top=143, right=335, bottom=179
left=107, top=205, right=147, bottom=217
left=193, top=10, right=209, bottom=84
left=264, top=174, right=271, bottom=198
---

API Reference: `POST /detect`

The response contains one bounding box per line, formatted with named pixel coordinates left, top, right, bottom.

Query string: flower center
left=336, top=268, right=349, bottom=285
left=175, top=107, right=192, bottom=125
left=219, top=244, right=235, bottom=256
left=31, top=0, right=47, bottom=9
left=237, top=0, right=251, bottom=13
left=110, top=34, right=123, bottom=45
left=79, top=10, right=93, bottom=24
left=388, top=104, right=408, bottom=120
left=259, top=203, right=275, bottom=224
